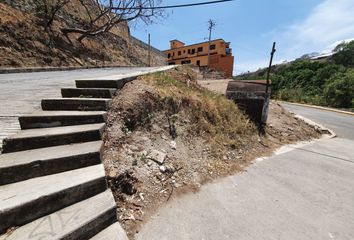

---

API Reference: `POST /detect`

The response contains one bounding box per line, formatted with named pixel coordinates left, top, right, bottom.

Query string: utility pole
left=266, top=42, right=276, bottom=94
left=207, top=19, right=216, bottom=69
left=148, top=33, right=151, bottom=67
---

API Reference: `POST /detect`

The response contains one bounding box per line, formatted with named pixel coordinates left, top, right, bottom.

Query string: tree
left=332, top=40, right=354, bottom=67
left=60, top=0, right=163, bottom=42
left=35, top=0, right=70, bottom=29
left=324, top=69, right=354, bottom=108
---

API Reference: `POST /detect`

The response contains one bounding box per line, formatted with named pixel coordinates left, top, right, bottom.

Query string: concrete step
left=0, top=165, right=107, bottom=233
left=1, top=190, right=116, bottom=240
left=0, top=141, right=103, bottom=185
left=1, top=123, right=105, bottom=153
left=61, top=88, right=117, bottom=98
left=19, top=111, right=106, bottom=129
left=42, top=98, right=111, bottom=111
left=90, top=222, right=128, bottom=240
left=75, top=76, right=136, bottom=89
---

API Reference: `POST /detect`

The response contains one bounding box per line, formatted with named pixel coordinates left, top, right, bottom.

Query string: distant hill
left=235, top=41, right=354, bottom=109
left=0, top=1, right=166, bottom=68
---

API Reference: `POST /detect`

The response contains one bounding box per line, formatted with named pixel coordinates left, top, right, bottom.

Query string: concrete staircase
left=0, top=76, right=138, bottom=239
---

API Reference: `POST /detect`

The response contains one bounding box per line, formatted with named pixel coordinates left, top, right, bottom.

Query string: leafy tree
left=332, top=41, right=354, bottom=67
left=324, top=69, right=354, bottom=108
left=238, top=41, right=354, bottom=109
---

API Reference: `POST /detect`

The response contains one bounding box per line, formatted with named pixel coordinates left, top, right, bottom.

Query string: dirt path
left=197, top=79, right=231, bottom=94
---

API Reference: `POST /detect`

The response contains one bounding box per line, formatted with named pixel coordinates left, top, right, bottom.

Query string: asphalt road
left=136, top=105, right=354, bottom=240
left=0, top=67, right=162, bottom=143
left=281, top=103, right=354, bottom=140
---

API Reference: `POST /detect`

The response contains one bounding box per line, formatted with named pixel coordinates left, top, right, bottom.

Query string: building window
left=197, top=47, right=203, bottom=52
left=188, top=49, right=191, bottom=54
left=178, top=51, right=181, bottom=56
left=210, top=44, right=216, bottom=50
left=168, top=62, right=176, bottom=65
left=196, top=60, right=201, bottom=66
left=183, top=50, right=186, bottom=53
left=191, top=49, right=196, bottom=54
left=168, top=53, right=171, bottom=58
left=173, top=52, right=175, bottom=56
left=181, top=60, right=191, bottom=65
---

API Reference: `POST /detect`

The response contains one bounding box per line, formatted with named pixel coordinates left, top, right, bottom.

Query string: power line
left=112, top=0, right=234, bottom=10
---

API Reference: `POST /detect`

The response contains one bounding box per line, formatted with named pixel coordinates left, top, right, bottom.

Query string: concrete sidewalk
left=136, top=104, right=354, bottom=240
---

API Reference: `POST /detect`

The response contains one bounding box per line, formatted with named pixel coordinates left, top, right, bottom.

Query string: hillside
left=235, top=41, right=354, bottom=109
left=0, top=1, right=166, bottom=68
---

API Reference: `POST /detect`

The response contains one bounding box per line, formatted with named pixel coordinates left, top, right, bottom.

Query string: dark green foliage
left=324, top=69, right=354, bottom=108
left=234, top=41, right=354, bottom=109
left=333, top=41, right=354, bottom=67
left=270, top=41, right=354, bottom=109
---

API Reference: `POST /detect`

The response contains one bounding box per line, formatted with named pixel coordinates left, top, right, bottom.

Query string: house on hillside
left=163, top=39, right=234, bottom=78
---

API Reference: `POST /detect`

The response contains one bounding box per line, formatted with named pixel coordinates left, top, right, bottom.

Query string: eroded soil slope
left=0, top=2, right=165, bottom=68
left=103, top=67, right=321, bottom=238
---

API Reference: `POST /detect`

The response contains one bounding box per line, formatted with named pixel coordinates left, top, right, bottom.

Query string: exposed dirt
left=102, top=67, right=321, bottom=239
left=0, top=2, right=165, bottom=68
left=198, top=79, right=231, bottom=94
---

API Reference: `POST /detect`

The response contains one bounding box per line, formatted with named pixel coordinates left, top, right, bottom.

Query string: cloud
left=324, top=38, right=354, bottom=52
left=234, top=59, right=287, bottom=75
left=234, top=60, right=268, bottom=74
left=278, top=0, right=354, bottom=59
left=234, top=0, right=354, bottom=74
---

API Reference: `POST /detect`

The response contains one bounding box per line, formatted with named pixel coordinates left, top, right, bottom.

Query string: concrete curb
left=255, top=113, right=337, bottom=161
left=0, top=65, right=141, bottom=74
left=293, top=114, right=337, bottom=139
left=277, top=101, right=354, bottom=116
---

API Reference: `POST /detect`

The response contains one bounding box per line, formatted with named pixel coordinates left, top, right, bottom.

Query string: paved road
left=136, top=105, right=354, bottom=240
left=281, top=103, right=354, bottom=140
left=0, top=67, right=161, bottom=144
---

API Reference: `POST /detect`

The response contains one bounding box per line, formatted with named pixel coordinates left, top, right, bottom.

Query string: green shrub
left=324, top=69, right=354, bottom=108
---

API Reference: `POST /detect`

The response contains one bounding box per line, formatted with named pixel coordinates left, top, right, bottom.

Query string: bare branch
left=60, top=0, right=164, bottom=42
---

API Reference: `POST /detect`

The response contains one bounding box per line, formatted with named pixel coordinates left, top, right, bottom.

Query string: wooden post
left=266, top=42, right=276, bottom=93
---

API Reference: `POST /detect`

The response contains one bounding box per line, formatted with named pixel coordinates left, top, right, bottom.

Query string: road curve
left=136, top=104, right=354, bottom=240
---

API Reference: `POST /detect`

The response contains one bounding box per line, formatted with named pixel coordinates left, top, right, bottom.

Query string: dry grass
left=103, top=66, right=321, bottom=238
left=141, top=67, right=257, bottom=152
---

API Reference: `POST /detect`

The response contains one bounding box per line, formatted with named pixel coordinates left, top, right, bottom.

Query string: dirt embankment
left=0, top=2, right=165, bottom=68
left=102, top=67, right=321, bottom=238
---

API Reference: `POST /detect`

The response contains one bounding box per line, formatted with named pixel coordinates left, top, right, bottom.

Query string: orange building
left=163, top=39, right=234, bottom=78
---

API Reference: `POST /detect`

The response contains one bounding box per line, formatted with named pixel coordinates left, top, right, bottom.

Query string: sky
left=131, top=0, right=354, bottom=74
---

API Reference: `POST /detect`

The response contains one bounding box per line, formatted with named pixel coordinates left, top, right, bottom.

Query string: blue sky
left=131, top=0, right=354, bottom=74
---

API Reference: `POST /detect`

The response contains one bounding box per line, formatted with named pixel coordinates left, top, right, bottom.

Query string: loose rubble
left=102, top=67, right=321, bottom=239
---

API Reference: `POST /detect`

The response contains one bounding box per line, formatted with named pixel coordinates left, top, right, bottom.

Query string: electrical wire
left=112, top=0, right=234, bottom=10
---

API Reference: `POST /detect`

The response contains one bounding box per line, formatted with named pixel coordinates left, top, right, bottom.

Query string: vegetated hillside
left=0, top=1, right=166, bottom=68
left=236, top=41, right=354, bottom=109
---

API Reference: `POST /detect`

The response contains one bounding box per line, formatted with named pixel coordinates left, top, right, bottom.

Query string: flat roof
left=164, top=39, right=229, bottom=52
left=170, top=39, right=185, bottom=44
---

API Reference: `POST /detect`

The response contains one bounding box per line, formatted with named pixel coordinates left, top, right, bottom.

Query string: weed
left=139, top=152, right=148, bottom=162
left=121, top=124, right=131, bottom=135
